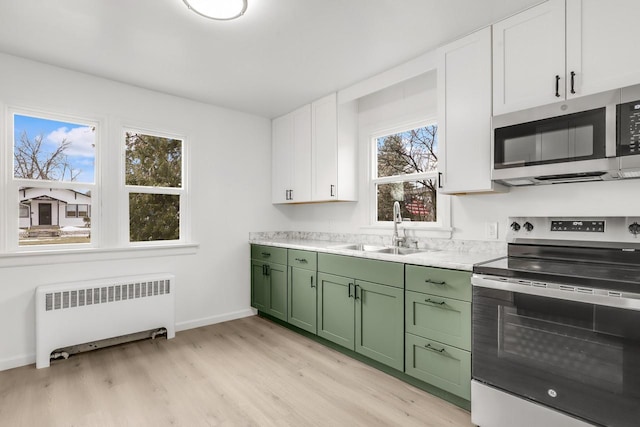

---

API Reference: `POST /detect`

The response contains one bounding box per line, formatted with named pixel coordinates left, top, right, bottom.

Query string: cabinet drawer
left=288, top=249, right=317, bottom=270
left=405, top=291, right=470, bottom=351
left=251, top=245, right=287, bottom=265
left=405, top=265, right=471, bottom=301
left=318, top=253, right=403, bottom=288
left=405, top=333, right=471, bottom=400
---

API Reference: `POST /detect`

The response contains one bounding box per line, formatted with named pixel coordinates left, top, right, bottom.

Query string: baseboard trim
left=175, top=308, right=256, bottom=332
left=0, top=353, right=36, bottom=372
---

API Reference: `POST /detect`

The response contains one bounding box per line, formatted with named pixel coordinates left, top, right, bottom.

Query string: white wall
left=0, top=53, right=288, bottom=370
left=279, top=70, right=640, bottom=241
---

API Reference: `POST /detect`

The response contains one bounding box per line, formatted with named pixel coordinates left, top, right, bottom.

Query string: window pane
left=125, top=132, right=182, bottom=187
left=377, top=180, right=437, bottom=222
left=129, top=193, right=180, bottom=242
left=376, top=125, right=438, bottom=178
left=18, top=187, right=92, bottom=246
left=66, top=204, right=77, bottom=218
left=14, top=114, right=95, bottom=183
left=77, top=204, right=88, bottom=217
left=19, top=205, right=30, bottom=218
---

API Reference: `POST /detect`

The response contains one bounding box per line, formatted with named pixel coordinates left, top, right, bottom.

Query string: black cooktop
left=474, top=244, right=640, bottom=293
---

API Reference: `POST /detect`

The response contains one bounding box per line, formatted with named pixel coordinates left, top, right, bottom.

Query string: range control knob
left=510, top=222, right=521, bottom=232
left=523, top=222, right=534, bottom=232
left=629, top=222, right=640, bottom=236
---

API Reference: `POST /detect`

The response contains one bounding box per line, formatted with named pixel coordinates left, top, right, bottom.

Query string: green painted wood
left=288, top=266, right=317, bottom=334
left=405, top=291, right=471, bottom=351
left=317, top=253, right=404, bottom=288
left=288, top=249, right=317, bottom=271
left=405, top=265, right=471, bottom=302
left=267, top=262, right=287, bottom=321
left=317, top=272, right=355, bottom=350
left=251, top=244, right=287, bottom=265
left=355, top=280, right=404, bottom=371
left=405, top=333, right=471, bottom=400
left=251, top=260, right=269, bottom=312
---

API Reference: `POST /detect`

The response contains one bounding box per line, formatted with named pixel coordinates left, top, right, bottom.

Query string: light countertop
left=249, top=237, right=505, bottom=272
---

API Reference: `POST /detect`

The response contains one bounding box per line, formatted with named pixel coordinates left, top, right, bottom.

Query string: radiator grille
left=44, top=279, right=171, bottom=311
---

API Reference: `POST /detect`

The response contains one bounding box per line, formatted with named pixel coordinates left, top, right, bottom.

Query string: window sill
left=0, top=243, right=199, bottom=268
left=360, top=225, right=452, bottom=239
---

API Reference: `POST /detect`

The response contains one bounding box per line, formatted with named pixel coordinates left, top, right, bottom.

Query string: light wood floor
left=0, top=316, right=472, bottom=426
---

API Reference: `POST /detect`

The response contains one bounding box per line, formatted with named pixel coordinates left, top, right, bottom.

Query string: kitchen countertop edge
left=249, top=238, right=505, bottom=272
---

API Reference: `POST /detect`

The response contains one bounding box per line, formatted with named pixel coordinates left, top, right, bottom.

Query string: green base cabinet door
left=355, top=280, right=404, bottom=371
left=288, top=267, right=317, bottom=333
left=267, top=262, right=287, bottom=321
left=317, top=272, right=355, bottom=349
left=405, top=333, right=471, bottom=400
left=251, top=260, right=269, bottom=312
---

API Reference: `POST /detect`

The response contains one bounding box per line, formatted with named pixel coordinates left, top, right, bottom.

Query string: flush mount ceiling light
left=183, top=0, right=248, bottom=21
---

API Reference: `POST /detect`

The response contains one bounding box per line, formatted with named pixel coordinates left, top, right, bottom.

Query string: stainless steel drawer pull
left=425, top=343, right=446, bottom=353
left=425, top=298, right=446, bottom=306
left=425, top=279, right=446, bottom=285
left=294, top=258, right=307, bottom=263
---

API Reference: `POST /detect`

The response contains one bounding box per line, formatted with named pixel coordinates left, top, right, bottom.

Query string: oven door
left=472, top=278, right=640, bottom=427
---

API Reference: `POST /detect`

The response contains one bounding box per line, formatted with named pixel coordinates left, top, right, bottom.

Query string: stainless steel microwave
left=492, top=90, right=619, bottom=186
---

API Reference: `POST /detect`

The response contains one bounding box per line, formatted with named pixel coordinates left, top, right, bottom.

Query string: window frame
left=6, top=107, right=100, bottom=252
left=121, top=126, right=189, bottom=247
left=369, top=119, right=450, bottom=232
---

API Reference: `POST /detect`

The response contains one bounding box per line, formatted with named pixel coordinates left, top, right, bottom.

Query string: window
left=124, top=130, right=184, bottom=243
left=66, top=204, right=90, bottom=218
left=12, top=112, right=96, bottom=247
left=372, top=123, right=441, bottom=225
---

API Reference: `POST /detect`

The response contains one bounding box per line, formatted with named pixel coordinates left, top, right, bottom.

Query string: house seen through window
left=373, top=124, right=438, bottom=223
left=14, top=113, right=95, bottom=246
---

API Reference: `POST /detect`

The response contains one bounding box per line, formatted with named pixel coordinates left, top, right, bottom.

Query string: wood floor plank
left=0, top=316, right=472, bottom=426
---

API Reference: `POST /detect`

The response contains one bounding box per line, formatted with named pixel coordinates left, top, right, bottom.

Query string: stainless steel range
left=471, top=217, right=640, bottom=427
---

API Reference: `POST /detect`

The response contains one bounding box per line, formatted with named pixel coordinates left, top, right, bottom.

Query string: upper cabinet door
left=493, top=0, right=566, bottom=115
left=271, top=113, right=294, bottom=204
left=438, top=27, right=504, bottom=194
left=271, top=105, right=311, bottom=204
left=566, top=0, right=640, bottom=99
left=311, top=93, right=338, bottom=201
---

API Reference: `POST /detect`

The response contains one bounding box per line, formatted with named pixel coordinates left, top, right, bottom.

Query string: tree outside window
left=374, top=124, right=438, bottom=223
left=125, top=131, right=183, bottom=243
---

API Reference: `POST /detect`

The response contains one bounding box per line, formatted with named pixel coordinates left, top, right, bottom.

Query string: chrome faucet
left=392, top=201, right=405, bottom=247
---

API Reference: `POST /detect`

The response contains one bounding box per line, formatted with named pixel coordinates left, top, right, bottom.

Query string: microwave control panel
left=617, top=100, right=640, bottom=155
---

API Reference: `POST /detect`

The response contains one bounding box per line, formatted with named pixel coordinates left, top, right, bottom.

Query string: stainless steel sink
left=329, top=243, right=434, bottom=256
left=330, top=243, right=387, bottom=252
left=374, top=247, right=430, bottom=255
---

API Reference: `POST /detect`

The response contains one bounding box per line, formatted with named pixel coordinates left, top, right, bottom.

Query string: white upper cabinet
left=494, top=0, right=640, bottom=116
left=438, top=27, right=506, bottom=194
left=311, top=93, right=357, bottom=202
left=272, top=94, right=357, bottom=204
left=493, top=0, right=566, bottom=115
left=271, top=104, right=312, bottom=204
left=566, top=0, right=640, bottom=99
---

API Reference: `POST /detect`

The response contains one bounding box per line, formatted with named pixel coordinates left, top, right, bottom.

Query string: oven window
left=473, top=287, right=640, bottom=426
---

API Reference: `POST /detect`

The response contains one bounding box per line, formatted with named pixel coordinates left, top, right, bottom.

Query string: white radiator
left=35, top=273, right=175, bottom=369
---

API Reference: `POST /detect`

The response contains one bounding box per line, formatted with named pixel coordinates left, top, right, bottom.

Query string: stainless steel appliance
left=492, top=91, right=619, bottom=186
left=471, top=217, right=640, bottom=427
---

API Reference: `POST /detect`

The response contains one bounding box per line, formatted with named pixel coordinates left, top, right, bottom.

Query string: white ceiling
left=0, top=0, right=541, bottom=118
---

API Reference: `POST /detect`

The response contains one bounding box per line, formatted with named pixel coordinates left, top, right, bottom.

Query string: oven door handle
left=472, top=274, right=640, bottom=311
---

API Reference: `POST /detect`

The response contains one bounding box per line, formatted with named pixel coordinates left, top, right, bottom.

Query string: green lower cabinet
left=288, top=266, right=317, bottom=334
left=250, top=259, right=287, bottom=321
left=317, top=273, right=404, bottom=371
left=317, top=273, right=355, bottom=349
left=405, top=291, right=471, bottom=351
left=405, top=333, right=471, bottom=400
left=355, top=280, right=404, bottom=371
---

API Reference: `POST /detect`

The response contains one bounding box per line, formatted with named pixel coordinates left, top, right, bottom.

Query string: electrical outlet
left=485, top=222, right=498, bottom=239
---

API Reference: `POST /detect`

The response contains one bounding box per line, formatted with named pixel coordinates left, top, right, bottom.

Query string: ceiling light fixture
left=182, top=0, right=248, bottom=21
